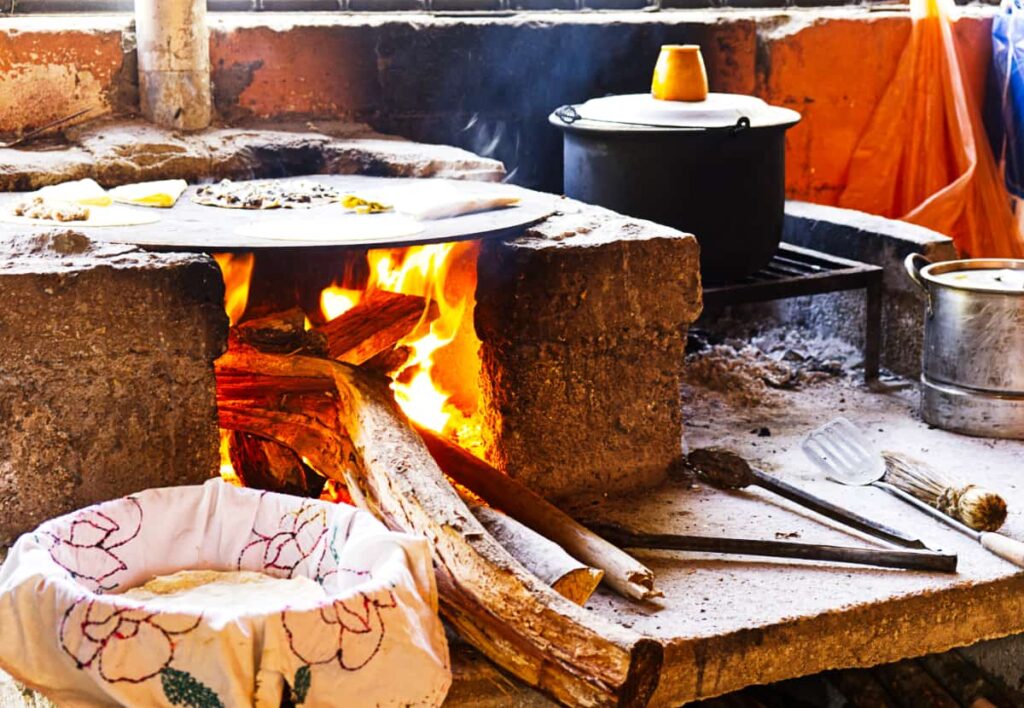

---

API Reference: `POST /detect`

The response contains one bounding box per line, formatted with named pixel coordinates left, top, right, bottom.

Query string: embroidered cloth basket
left=0, top=479, right=451, bottom=707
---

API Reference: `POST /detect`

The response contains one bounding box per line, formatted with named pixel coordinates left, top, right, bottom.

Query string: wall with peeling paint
left=0, top=8, right=997, bottom=200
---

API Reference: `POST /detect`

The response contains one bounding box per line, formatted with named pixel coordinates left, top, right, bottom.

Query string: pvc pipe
left=135, top=0, right=212, bottom=131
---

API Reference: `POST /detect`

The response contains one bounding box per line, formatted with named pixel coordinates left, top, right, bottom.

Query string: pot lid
left=923, top=258, right=1024, bottom=293
left=552, top=93, right=801, bottom=131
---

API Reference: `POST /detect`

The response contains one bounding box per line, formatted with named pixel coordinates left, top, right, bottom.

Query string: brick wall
left=0, top=8, right=996, bottom=202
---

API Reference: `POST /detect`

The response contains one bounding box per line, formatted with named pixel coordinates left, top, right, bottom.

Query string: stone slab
left=0, top=231, right=227, bottom=545
left=475, top=199, right=702, bottom=500
left=565, top=372, right=1024, bottom=706
left=0, top=119, right=505, bottom=192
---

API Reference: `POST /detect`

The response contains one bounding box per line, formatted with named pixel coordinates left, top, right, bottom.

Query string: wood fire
left=216, top=241, right=490, bottom=495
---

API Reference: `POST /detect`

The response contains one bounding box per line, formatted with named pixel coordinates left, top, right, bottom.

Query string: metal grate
left=702, top=242, right=884, bottom=382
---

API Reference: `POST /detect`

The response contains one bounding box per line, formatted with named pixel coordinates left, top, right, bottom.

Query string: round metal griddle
left=0, top=176, right=557, bottom=251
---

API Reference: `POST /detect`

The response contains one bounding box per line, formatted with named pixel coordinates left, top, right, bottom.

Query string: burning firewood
left=315, top=290, right=438, bottom=363
left=215, top=348, right=663, bottom=706
left=233, top=307, right=326, bottom=355
left=227, top=430, right=325, bottom=498
left=226, top=309, right=331, bottom=497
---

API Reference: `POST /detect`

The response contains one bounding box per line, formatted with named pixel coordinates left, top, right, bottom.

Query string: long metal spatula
left=801, top=417, right=1024, bottom=568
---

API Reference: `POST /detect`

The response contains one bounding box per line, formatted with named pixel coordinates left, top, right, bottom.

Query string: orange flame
left=214, top=241, right=487, bottom=491
left=218, top=430, right=241, bottom=486
left=213, top=253, right=255, bottom=325
left=323, top=241, right=485, bottom=450
left=319, top=286, right=362, bottom=322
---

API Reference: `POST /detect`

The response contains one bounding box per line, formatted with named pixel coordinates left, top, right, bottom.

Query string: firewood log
left=469, top=504, right=603, bottom=606
left=315, top=291, right=437, bottom=364
left=414, top=425, right=660, bottom=602
left=215, top=348, right=663, bottom=707
left=232, top=307, right=327, bottom=356
left=228, top=430, right=325, bottom=498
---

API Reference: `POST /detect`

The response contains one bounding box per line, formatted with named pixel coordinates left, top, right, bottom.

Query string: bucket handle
left=904, top=253, right=933, bottom=315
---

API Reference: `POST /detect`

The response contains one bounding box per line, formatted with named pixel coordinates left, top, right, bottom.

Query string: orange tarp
left=839, top=0, right=1024, bottom=258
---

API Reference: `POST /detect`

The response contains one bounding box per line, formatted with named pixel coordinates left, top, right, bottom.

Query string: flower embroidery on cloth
left=283, top=588, right=399, bottom=671
left=59, top=597, right=201, bottom=683
left=237, top=500, right=335, bottom=582
left=42, top=498, right=142, bottom=592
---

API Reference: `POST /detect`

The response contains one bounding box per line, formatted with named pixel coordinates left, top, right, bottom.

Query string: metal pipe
left=135, top=0, right=211, bottom=131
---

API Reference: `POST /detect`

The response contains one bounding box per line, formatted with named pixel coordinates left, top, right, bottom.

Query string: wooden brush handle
left=980, top=533, right=1024, bottom=568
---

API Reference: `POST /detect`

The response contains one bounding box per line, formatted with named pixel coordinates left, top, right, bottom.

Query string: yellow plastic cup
left=651, top=45, right=709, bottom=102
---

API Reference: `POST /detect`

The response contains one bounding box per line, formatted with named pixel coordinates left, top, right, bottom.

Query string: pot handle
left=904, top=253, right=933, bottom=315
left=554, top=105, right=581, bottom=125
left=904, top=253, right=932, bottom=292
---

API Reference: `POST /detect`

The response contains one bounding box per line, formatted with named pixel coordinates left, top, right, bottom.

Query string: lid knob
left=651, top=45, right=709, bottom=103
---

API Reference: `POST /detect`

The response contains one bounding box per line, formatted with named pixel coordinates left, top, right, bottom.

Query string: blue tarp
left=993, top=0, right=1024, bottom=198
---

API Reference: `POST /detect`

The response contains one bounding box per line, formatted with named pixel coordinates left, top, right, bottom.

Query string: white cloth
left=0, top=479, right=450, bottom=707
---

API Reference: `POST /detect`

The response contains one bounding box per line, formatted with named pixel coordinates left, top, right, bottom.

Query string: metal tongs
left=0, top=108, right=92, bottom=149
left=599, top=447, right=958, bottom=574
left=688, top=447, right=926, bottom=549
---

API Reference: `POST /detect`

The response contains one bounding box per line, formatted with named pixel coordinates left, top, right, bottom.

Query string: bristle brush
left=881, top=452, right=1007, bottom=532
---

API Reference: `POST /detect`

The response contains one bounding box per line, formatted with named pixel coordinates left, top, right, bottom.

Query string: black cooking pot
left=550, top=93, right=801, bottom=284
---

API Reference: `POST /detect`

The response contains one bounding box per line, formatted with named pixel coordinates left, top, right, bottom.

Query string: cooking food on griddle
left=341, top=194, right=393, bottom=214
left=11, top=196, right=90, bottom=222
left=193, top=178, right=340, bottom=209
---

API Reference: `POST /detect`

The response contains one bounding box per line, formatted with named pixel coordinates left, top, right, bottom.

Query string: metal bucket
left=905, top=254, right=1024, bottom=439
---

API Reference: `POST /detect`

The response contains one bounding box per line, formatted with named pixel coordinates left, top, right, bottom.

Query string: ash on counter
left=684, top=328, right=860, bottom=406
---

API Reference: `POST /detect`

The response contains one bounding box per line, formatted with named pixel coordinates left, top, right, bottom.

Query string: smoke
left=461, top=113, right=521, bottom=184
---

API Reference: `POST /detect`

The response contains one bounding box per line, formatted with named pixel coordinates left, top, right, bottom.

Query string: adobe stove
left=0, top=124, right=703, bottom=705
left=6, top=120, right=1024, bottom=708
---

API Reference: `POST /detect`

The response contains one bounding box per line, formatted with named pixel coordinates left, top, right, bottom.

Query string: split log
left=469, top=504, right=603, bottom=606
left=233, top=308, right=327, bottom=356
left=228, top=430, right=325, bottom=498
left=415, top=425, right=660, bottom=601
left=315, top=291, right=437, bottom=363
left=216, top=348, right=664, bottom=707
left=363, top=344, right=412, bottom=375
left=228, top=309, right=329, bottom=496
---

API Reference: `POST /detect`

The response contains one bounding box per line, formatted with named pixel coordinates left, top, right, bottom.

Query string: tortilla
left=234, top=213, right=425, bottom=243
left=109, top=179, right=188, bottom=208
left=0, top=204, right=161, bottom=227
left=121, top=569, right=325, bottom=613
left=342, top=182, right=521, bottom=220
left=194, top=178, right=340, bottom=209
left=37, top=178, right=112, bottom=207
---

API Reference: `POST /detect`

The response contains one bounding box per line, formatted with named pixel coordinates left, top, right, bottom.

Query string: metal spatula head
left=801, top=417, right=885, bottom=486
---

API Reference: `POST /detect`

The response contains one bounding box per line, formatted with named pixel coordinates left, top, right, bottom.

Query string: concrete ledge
left=0, top=8, right=996, bottom=197
left=573, top=372, right=1024, bottom=706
